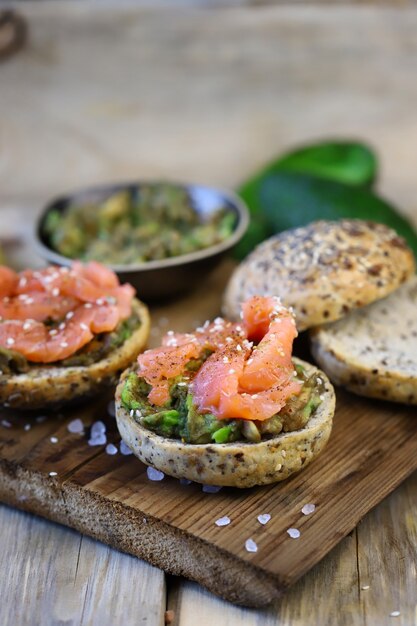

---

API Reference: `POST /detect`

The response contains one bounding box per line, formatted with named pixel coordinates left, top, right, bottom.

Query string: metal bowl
left=35, top=181, right=249, bottom=300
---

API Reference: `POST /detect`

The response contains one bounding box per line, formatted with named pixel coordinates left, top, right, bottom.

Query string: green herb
left=235, top=139, right=417, bottom=260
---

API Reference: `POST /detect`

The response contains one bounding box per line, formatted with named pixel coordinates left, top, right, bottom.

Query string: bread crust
left=0, top=298, right=151, bottom=410
left=223, top=220, right=415, bottom=331
left=115, top=358, right=335, bottom=488
left=310, top=276, right=417, bottom=405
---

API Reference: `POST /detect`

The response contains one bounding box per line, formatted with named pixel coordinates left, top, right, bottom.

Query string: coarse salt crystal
left=257, top=514, right=271, bottom=525
left=120, top=441, right=133, bottom=456
left=1, top=419, right=12, bottom=428
left=49, top=471, right=58, bottom=477
left=91, top=420, right=106, bottom=439
left=67, top=418, right=84, bottom=434
left=301, top=503, right=316, bottom=516
left=24, top=424, right=31, bottom=431
left=88, top=433, right=107, bottom=446
left=202, top=485, right=222, bottom=494
left=105, top=443, right=118, bottom=456
left=287, top=528, right=301, bottom=539
left=50, top=436, right=58, bottom=444
left=147, top=467, right=165, bottom=481
left=245, top=539, right=258, bottom=553
left=215, top=516, right=231, bottom=527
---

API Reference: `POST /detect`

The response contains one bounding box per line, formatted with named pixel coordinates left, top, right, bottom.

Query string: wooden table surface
left=0, top=3, right=416, bottom=625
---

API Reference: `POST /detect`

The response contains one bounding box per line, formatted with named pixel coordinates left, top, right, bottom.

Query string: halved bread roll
left=0, top=298, right=151, bottom=410
left=223, top=220, right=415, bottom=331
left=115, top=358, right=335, bottom=488
left=310, top=276, right=417, bottom=404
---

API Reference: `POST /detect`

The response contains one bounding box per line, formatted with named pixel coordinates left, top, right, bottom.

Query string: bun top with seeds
left=223, top=220, right=415, bottom=331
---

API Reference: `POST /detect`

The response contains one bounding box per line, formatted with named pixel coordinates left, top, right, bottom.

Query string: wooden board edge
left=0, top=458, right=282, bottom=608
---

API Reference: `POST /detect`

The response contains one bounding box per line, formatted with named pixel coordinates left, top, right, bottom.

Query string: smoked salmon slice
left=0, top=262, right=135, bottom=364
left=137, top=295, right=302, bottom=422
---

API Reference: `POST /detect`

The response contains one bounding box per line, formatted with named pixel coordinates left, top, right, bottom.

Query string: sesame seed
left=50, top=436, right=58, bottom=444
left=96, top=298, right=104, bottom=306
left=80, top=323, right=89, bottom=331
left=361, top=585, right=370, bottom=591
left=6, top=338, right=15, bottom=346
left=228, top=369, right=235, bottom=374
left=287, top=528, right=301, bottom=539
left=23, top=322, right=32, bottom=331
left=246, top=358, right=253, bottom=365
left=390, top=611, right=400, bottom=617
left=52, top=288, right=60, bottom=297
left=60, top=342, right=69, bottom=348
left=59, top=323, right=66, bottom=330
left=66, top=311, right=74, bottom=320
left=49, top=329, right=58, bottom=336
left=245, top=539, right=258, bottom=553
left=177, top=382, right=187, bottom=387
left=301, top=503, right=316, bottom=515
left=84, top=303, right=93, bottom=309
left=236, top=345, right=242, bottom=352
left=215, top=516, right=231, bottom=527
left=49, top=471, right=58, bottom=477
left=257, top=514, right=271, bottom=525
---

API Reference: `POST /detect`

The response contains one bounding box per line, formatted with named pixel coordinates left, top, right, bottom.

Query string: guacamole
left=43, top=183, right=235, bottom=265
left=121, top=362, right=324, bottom=445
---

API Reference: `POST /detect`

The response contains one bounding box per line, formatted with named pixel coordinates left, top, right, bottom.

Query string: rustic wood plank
left=0, top=503, right=166, bottom=626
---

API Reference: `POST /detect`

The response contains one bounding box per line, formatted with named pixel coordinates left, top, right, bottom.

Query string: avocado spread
left=0, top=310, right=141, bottom=375
left=43, top=183, right=235, bottom=265
left=121, top=362, right=324, bottom=445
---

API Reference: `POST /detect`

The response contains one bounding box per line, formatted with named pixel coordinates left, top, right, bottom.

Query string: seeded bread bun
left=310, top=275, right=417, bottom=405
left=115, top=358, right=335, bottom=488
left=223, top=220, right=415, bottom=331
left=0, top=298, right=151, bottom=410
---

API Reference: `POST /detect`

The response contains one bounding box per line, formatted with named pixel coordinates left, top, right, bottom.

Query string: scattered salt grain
left=390, top=611, right=400, bottom=618
left=107, top=401, right=116, bottom=418
left=49, top=471, right=58, bottom=477
left=50, top=436, right=58, bottom=444
left=60, top=342, right=69, bottom=348
left=105, top=443, right=118, bottom=456
left=287, top=528, right=301, bottom=539
left=23, top=322, right=32, bottom=331
left=1, top=419, right=12, bottom=428
left=301, top=503, right=316, bottom=516
left=36, top=415, right=47, bottom=423
left=215, top=516, right=231, bottom=527
left=51, top=288, right=60, bottom=297
left=24, top=424, right=31, bottom=431
left=67, top=418, right=84, bottom=434
left=245, top=539, right=258, bottom=553
left=91, top=420, right=106, bottom=439
left=257, top=514, right=271, bottom=525
left=361, top=585, right=370, bottom=591
left=6, top=338, right=15, bottom=346
left=147, top=467, right=165, bottom=481
left=88, top=433, right=107, bottom=446
left=202, top=485, right=222, bottom=493
left=120, top=441, right=133, bottom=456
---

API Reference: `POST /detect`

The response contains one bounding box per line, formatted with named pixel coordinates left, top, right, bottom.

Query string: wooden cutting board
left=0, top=262, right=416, bottom=607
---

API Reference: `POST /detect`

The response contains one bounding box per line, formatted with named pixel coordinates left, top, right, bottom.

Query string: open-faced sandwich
left=224, top=219, right=416, bottom=405
left=0, top=261, right=150, bottom=409
left=115, top=296, right=335, bottom=488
